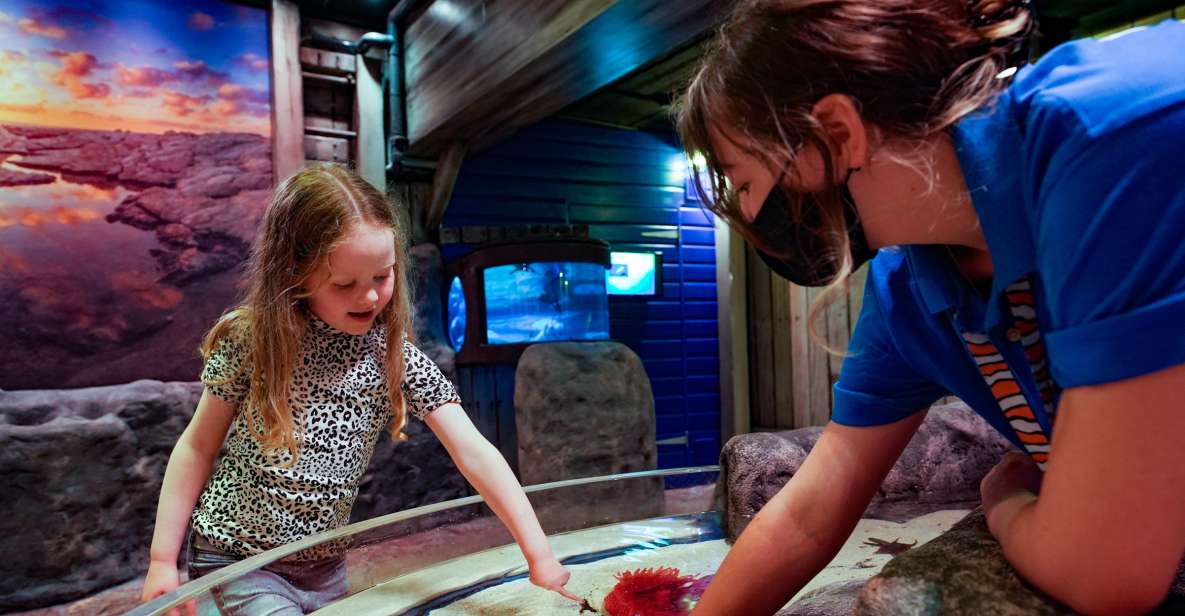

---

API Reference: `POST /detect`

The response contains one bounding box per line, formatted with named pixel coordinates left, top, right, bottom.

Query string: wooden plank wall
left=747, top=246, right=870, bottom=430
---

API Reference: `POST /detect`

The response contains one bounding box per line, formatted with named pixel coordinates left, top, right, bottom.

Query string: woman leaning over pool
left=676, top=0, right=1185, bottom=614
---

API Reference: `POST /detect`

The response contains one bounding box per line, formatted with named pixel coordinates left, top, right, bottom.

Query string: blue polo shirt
left=832, top=20, right=1185, bottom=452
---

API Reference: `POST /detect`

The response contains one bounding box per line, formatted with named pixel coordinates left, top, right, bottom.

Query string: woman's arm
left=425, top=403, right=578, bottom=600
left=692, top=409, right=929, bottom=616
left=984, top=361, right=1185, bottom=615
left=140, top=389, right=237, bottom=610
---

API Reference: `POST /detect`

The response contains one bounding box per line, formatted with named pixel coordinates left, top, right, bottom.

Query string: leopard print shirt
left=191, top=315, right=459, bottom=561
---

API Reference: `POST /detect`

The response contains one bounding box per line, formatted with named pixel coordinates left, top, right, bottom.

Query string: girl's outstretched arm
left=425, top=403, right=580, bottom=602
left=140, top=389, right=237, bottom=614
left=983, top=361, right=1185, bottom=615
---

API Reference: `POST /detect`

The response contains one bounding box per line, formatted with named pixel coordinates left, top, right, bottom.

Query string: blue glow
left=483, top=262, right=609, bottom=345
left=446, top=276, right=466, bottom=352
left=607, top=251, right=658, bottom=295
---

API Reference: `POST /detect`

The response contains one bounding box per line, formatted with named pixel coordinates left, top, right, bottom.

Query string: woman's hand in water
left=529, top=557, right=583, bottom=602
left=141, top=560, right=195, bottom=616
left=981, top=451, right=1043, bottom=538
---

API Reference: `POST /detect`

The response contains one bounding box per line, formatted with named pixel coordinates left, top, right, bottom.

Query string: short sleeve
left=200, top=333, right=251, bottom=404
left=831, top=280, right=947, bottom=426
left=1032, top=107, right=1185, bottom=387
left=400, top=340, right=461, bottom=420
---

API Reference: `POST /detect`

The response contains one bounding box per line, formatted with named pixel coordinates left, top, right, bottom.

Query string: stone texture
left=515, top=342, right=661, bottom=531
left=854, top=510, right=1072, bottom=616
left=717, top=402, right=1012, bottom=542
left=0, top=381, right=201, bottom=612
left=0, top=166, right=54, bottom=186
left=0, top=379, right=466, bottom=611
left=778, top=580, right=864, bottom=616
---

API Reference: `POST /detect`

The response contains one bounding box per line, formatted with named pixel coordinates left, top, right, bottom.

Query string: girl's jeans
left=187, top=533, right=348, bottom=615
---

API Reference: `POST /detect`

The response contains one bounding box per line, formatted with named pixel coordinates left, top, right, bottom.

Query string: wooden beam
left=716, top=221, right=749, bottom=441
left=403, top=0, right=723, bottom=156
left=424, top=141, right=467, bottom=231
left=355, top=56, right=385, bottom=190
left=270, top=0, right=304, bottom=183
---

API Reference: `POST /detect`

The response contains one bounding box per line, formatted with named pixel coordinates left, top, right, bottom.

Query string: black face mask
left=749, top=176, right=874, bottom=287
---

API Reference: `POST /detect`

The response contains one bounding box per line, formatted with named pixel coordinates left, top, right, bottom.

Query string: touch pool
left=129, top=467, right=968, bottom=615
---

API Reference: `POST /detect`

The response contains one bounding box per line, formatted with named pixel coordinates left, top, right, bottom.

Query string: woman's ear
left=811, top=93, right=869, bottom=179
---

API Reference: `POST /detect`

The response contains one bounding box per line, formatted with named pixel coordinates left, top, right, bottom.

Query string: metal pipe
left=300, top=31, right=393, bottom=56
left=385, top=0, right=437, bottom=178
left=353, top=31, right=394, bottom=56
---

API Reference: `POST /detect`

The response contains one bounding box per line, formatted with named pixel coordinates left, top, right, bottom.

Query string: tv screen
left=606, top=251, right=660, bottom=296
left=482, top=262, right=610, bottom=345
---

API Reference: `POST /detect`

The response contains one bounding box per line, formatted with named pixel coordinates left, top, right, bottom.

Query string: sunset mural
left=0, top=0, right=271, bottom=135
left=0, top=0, right=274, bottom=389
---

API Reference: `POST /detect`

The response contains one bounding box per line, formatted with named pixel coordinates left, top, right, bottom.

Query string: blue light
left=607, top=251, right=658, bottom=295
left=446, top=276, right=466, bottom=352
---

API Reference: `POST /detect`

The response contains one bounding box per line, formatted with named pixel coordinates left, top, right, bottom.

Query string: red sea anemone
left=603, top=567, right=713, bottom=616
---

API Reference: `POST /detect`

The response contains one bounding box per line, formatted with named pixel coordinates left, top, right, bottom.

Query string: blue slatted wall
left=440, top=119, right=721, bottom=469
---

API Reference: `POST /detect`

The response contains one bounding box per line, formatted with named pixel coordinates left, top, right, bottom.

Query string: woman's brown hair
left=201, top=164, right=413, bottom=463
left=676, top=0, right=1034, bottom=340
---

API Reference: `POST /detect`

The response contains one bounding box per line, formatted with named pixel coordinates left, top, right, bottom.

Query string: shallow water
left=0, top=155, right=240, bottom=387
left=316, top=509, right=970, bottom=615
left=320, top=513, right=724, bottom=615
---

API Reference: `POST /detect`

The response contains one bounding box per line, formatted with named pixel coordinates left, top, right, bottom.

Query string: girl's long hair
left=675, top=0, right=1033, bottom=343
left=201, top=164, right=412, bottom=462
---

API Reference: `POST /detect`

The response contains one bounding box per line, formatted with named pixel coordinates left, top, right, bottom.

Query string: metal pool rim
left=127, top=465, right=721, bottom=616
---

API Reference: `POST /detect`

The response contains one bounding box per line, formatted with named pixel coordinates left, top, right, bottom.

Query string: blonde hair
left=676, top=0, right=1033, bottom=346
left=201, top=164, right=413, bottom=462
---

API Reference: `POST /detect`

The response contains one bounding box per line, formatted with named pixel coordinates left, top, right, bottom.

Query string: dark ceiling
left=256, top=0, right=1183, bottom=133
left=559, top=0, right=1185, bottom=132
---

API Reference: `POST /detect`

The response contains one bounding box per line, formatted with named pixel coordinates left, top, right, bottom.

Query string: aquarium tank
left=483, top=262, right=610, bottom=345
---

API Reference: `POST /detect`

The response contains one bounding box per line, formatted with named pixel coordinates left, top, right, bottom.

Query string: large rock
left=855, top=511, right=1072, bottom=615
left=718, top=402, right=1012, bottom=542
left=779, top=580, right=864, bottom=616
left=0, top=379, right=465, bottom=611
left=515, top=342, right=661, bottom=531
left=0, top=381, right=201, bottom=611
left=855, top=511, right=1185, bottom=615
left=0, top=166, right=53, bottom=186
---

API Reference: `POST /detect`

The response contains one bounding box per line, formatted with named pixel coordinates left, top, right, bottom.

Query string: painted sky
left=0, top=0, right=271, bottom=135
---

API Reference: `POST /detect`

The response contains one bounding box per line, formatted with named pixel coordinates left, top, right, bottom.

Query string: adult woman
left=676, top=1, right=1185, bottom=614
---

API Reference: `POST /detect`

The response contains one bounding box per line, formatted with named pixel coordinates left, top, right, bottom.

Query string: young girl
left=140, top=164, right=577, bottom=614
left=677, top=1, right=1185, bottom=614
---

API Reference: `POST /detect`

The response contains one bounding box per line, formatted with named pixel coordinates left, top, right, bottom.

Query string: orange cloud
left=162, top=90, right=211, bottom=116
left=188, top=11, right=214, bottom=31
left=51, top=52, right=110, bottom=99
left=210, top=99, right=239, bottom=116
left=18, top=16, right=66, bottom=39
left=0, top=101, right=48, bottom=115
left=217, top=83, right=268, bottom=104
left=117, top=64, right=176, bottom=87
left=55, top=51, right=97, bottom=77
